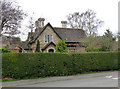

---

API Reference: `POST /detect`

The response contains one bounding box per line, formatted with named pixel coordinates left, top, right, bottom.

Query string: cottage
left=24, top=18, right=86, bottom=53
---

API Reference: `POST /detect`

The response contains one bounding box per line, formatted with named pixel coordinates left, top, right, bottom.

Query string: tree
left=26, top=13, right=35, bottom=41
left=67, top=9, right=104, bottom=35
left=0, top=0, right=27, bottom=37
left=100, top=29, right=117, bottom=51
left=35, top=40, right=40, bottom=52
left=55, top=40, right=67, bottom=53
left=81, top=34, right=97, bottom=48
left=81, top=34, right=103, bottom=52
left=117, top=33, right=120, bottom=51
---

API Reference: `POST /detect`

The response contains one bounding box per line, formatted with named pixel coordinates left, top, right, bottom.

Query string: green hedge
left=2, top=52, right=119, bottom=79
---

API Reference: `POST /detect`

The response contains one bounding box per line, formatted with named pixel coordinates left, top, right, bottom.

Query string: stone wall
left=31, top=26, right=61, bottom=52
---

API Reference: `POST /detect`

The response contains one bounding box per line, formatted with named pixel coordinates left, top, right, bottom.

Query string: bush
left=1, top=46, right=10, bottom=53
left=35, top=40, right=40, bottom=52
left=2, top=52, right=119, bottom=79
left=55, top=40, right=67, bottom=53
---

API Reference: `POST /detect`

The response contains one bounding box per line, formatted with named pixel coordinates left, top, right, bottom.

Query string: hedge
left=2, top=52, right=119, bottom=79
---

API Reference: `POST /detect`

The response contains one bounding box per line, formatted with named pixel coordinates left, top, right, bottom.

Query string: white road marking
left=112, top=78, right=118, bottom=79
left=105, top=75, right=120, bottom=80
left=105, top=76, right=112, bottom=78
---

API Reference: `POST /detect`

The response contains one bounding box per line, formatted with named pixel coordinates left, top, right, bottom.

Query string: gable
left=30, top=23, right=62, bottom=43
left=41, top=42, right=56, bottom=51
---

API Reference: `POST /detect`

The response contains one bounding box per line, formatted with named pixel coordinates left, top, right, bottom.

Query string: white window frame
left=44, top=34, right=53, bottom=43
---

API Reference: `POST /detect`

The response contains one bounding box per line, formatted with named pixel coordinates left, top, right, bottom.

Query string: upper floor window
left=45, top=35, right=53, bottom=43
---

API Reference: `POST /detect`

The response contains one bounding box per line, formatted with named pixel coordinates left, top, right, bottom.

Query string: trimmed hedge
left=2, top=52, right=119, bottom=79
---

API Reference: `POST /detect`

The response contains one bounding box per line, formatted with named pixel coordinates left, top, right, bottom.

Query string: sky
left=16, top=0, right=119, bottom=41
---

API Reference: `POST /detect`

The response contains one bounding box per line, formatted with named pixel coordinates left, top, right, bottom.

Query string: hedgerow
left=2, top=52, right=119, bottom=79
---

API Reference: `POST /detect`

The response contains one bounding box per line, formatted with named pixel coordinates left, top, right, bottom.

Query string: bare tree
left=27, top=13, right=35, bottom=33
left=67, top=9, right=104, bottom=35
left=26, top=13, right=36, bottom=41
left=0, top=0, right=27, bottom=37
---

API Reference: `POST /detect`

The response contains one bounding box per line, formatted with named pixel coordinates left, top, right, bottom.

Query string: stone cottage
left=22, top=18, right=86, bottom=53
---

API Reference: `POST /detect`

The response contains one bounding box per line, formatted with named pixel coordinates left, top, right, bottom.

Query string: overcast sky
left=16, top=0, right=119, bottom=41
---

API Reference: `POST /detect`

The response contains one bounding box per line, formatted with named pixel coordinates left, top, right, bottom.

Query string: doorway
left=48, top=49, right=54, bottom=52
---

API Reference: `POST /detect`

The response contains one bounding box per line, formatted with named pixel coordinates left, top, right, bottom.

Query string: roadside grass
left=2, top=70, right=116, bottom=82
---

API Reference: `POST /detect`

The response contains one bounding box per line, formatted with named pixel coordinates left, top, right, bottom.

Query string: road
left=2, top=71, right=119, bottom=87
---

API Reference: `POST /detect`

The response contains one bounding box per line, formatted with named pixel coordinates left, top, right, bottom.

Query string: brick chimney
left=61, top=21, right=67, bottom=28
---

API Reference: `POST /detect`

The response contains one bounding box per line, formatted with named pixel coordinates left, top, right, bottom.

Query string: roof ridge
left=53, top=27, right=83, bottom=30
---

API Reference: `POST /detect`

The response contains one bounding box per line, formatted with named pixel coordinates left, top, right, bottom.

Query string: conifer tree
left=35, top=40, right=40, bottom=52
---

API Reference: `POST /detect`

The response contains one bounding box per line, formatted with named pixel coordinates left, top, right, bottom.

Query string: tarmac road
left=2, top=71, right=119, bottom=87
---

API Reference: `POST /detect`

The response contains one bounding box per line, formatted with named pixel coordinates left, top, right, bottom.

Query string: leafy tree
left=81, top=34, right=102, bottom=52
left=117, top=33, right=120, bottom=51
left=100, top=29, right=117, bottom=51
left=55, top=40, right=67, bottom=53
left=35, top=40, right=40, bottom=52
left=0, top=0, right=27, bottom=36
left=81, top=35, right=96, bottom=48
left=67, top=9, right=104, bottom=35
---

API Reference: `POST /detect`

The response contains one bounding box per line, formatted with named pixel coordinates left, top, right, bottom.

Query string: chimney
left=38, top=18, right=45, bottom=28
left=35, top=21, right=39, bottom=29
left=61, top=21, right=67, bottom=28
left=35, top=18, right=45, bottom=28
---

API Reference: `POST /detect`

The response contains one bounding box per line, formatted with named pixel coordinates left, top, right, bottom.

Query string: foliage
left=100, top=29, right=118, bottom=51
left=85, top=48, right=103, bottom=52
left=55, top=40, right=67, bottom=53
left=67, top=9, right=104, bottom=35
left=81, top=35, right=97, bottom=48
left=81, top=29, right=118, bottom=52
left=0, top=0, right=27, bottom=36
left=2, top=52, right=119, bottom=79
left=2, top=45, right=10, bottom=53
left=35, top=40, right=40, bottom=52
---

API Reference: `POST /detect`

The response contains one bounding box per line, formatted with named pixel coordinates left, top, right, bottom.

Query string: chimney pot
left=37, top=18, right=45, bottom=28
left=61, top=21, right=67, bottom=28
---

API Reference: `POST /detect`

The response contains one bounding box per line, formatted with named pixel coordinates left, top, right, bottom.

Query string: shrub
left=85, top=47, right=103, bottom=52
left=2, top=46, right=10, bottom=53
left=2, top=52, right=119, bottom=79
left=35, top=40, right=40, bottom=52
left=55, top=40, right=67, bottom=53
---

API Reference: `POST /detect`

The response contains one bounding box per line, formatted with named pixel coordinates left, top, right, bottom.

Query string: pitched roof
left=30, top=23, right=62, bottom=43
left=29, top=23, right=86, bottom=43
left=54, top=27, right=85, bottom=42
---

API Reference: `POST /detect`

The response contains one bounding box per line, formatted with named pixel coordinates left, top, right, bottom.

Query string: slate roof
left=54, top=27, right=85, bottom=42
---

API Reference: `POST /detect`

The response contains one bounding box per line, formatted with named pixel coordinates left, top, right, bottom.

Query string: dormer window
left=44, top=35, right=53, bottom=43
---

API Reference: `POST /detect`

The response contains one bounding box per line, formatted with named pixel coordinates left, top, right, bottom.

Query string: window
left=44, top=35, right=53, bottom=42
left=45, top=35, right=47, bottom=42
